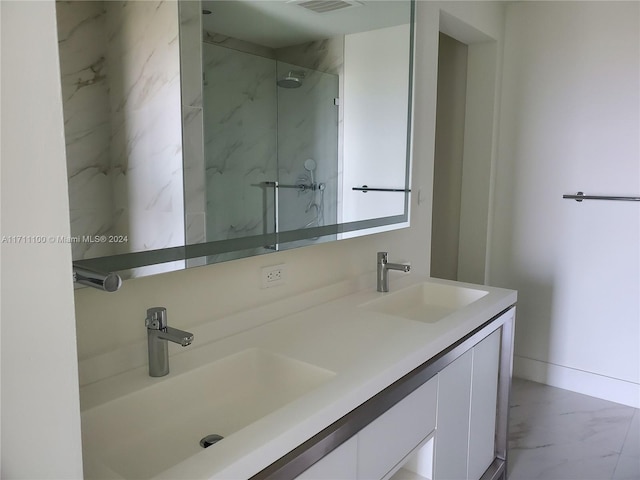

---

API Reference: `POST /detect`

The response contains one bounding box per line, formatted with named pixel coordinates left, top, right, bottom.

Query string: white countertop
left=79, top=275, right=517, bottom=480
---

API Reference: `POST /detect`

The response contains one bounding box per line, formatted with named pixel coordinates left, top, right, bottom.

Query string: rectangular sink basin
left=81, top=348, right=335, bottom=479
left=361, top=282, right=489, bottom=323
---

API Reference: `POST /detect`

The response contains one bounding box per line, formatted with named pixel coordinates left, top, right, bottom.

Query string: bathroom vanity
left=79, top=275, right=516, bottom=480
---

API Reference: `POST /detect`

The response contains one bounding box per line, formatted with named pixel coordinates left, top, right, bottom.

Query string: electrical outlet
left=261, top=264, right=286, bottom=288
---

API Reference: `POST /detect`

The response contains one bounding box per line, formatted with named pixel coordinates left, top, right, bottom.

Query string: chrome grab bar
left=563, top=191, right=640, bottom=202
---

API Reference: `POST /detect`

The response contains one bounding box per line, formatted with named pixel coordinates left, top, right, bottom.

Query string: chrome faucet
left=145, top=307, right=194, bottom=377
left=377, top=252, right=410, bottom=292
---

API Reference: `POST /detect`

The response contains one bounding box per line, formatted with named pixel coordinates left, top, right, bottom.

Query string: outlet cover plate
left=261, top=264, right=286, bottom=288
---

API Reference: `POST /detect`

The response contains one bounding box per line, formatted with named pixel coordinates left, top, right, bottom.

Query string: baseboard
left=514, top=355, right=640, bottom=408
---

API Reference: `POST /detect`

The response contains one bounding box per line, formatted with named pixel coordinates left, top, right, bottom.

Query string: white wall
left=0, top=1, right=83, bottom=477
left=342, top=24, right=410, bottom=223
left=490, top=1, right=640, bottom=407
left=429, top=5, right=503, bottom=286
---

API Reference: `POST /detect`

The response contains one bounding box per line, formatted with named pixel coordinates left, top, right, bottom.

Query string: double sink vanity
left=79, top=273, right=516, bottom=480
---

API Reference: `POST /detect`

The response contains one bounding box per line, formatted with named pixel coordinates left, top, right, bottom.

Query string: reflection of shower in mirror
left=304, top=158, right=316, bottom=185
left=297, top=158, right=325, bottom=229
left=277, top=70, right=306, bottom=89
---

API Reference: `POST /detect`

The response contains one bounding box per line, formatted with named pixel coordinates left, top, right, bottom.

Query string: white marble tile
left=56, top=1, right=107, bottom=76
left=178, top=0, right=203, bottom=108
left=63, top=126, right=111, bottom=177
left=111, top=93, right=183, bottom=215
left=510, top=403, right=634, bottom=454
left=202, top=43, right=277, bottom=242
left=275, top=37, right=344, bottom=75
left=59, top=76, right=111, bottom=142
left=203, top=30, right=276, bottom=59
left=58, top=0, right=185, bottom=260
left=276, top=61, right=339, bottom=232
left=113, top=208, right=183, bottom=253
left=509, top=441, right=620, bottom=480
left=105, top=1, right=180, bottom=114
left=57, top=0, right=114, bottom=260
left=186, top=212, right=205, bottom=245
left=179, top=4, right=206, bottom=247
left=68, top=207, right=117, bottom=259
left=614, top=409, right=640, bottom=479
left=182, top=105, right=206, bottom=218
left=509, top=379, right=639, bottom=480
left=67, top=165, right=112, bottom=213
left=612, top=454, right=640, bottom=480
left=200, top=42, right=342, bottom=246
left=621, top=410, right=640, bottom=457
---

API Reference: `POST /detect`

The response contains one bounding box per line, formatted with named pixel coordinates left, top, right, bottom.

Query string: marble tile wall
left=274, top=61, right=339, bottom=243
left=57, top=1, right=185, bottom=268
left=56, top=1, right=115, bottom=260
left=105, top=0, right=184, bottom=259
left=202, top=42, right=278, bottom=258
left=276, top=38, right=344, bottom=241
left=203, top=29, right=276, bottom=60
left=201, top=40, right=340, bottom=254
left=179, top=1, right=207, bottom=257
left=275, top=37, right=344, bottom=76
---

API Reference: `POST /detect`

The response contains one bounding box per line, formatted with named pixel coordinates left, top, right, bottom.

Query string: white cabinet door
left=434, top=328, right=503, bottom=480
left=295, top=436, right=358, bottom=480
left=358, top=376, right=438, bottom=480
left=467, top=329, right=501, bottom=480
left=433, top=349, right=473, bottom=480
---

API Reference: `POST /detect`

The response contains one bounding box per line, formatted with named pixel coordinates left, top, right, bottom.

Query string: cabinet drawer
left=358, top=376, right=438, bottom=479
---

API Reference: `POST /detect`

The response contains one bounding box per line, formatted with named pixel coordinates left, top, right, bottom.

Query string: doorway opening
left=430, top=22, right=498, bottom=285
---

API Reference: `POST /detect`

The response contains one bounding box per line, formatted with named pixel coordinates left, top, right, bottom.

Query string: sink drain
left=200, top=434, right=224, bottom=448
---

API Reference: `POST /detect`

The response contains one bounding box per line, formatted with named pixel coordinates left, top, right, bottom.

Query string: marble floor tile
left=508, top=378, right=639, bottom=480
left=620, top=410, right=639, bottom=457
left=612, top=454, right=640, bottom=480
left=614, top=410, right=640, bottom=480
left=509, top=439, right=620, bottom=479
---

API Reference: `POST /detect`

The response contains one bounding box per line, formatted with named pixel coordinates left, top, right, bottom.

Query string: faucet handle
left=145, top=307, right=167, bottom=330
left=377, top=251, right=388, bottom=264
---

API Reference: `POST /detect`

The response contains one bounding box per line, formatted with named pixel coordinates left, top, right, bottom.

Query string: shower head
left=304, top=158, right=316, bottom=185
left=304, top=158, right=316, bottom=172
left=277, top=71, right=305, bottom=89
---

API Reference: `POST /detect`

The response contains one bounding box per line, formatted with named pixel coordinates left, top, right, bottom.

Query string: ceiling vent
left=292, top=0, right=364, bottom=14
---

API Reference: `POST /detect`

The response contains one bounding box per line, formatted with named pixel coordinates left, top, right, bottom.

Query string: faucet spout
left=377, top=252, right=411, bottom=293
left=145, top=307, right=193, bottom=377
left=155, top=326, right=194, bottom=347
left=385, top=262, right=411, bottom=273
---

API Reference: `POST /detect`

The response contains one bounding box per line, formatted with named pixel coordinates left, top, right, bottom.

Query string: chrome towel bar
left=353, top=185, right=411, bottom=193
left=563, top=192, right=640, bottom=202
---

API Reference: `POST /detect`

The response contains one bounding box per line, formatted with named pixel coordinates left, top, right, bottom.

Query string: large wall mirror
left=57, top=0, right=414, bottom=279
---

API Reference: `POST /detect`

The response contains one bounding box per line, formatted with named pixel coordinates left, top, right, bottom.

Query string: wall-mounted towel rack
left=563, top=192, right=640, bottom=202
left=353, top=185, right=411, bottom=193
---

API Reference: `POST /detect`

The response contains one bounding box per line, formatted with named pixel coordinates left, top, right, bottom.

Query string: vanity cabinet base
left=252, top=307, right=515, bottom=480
